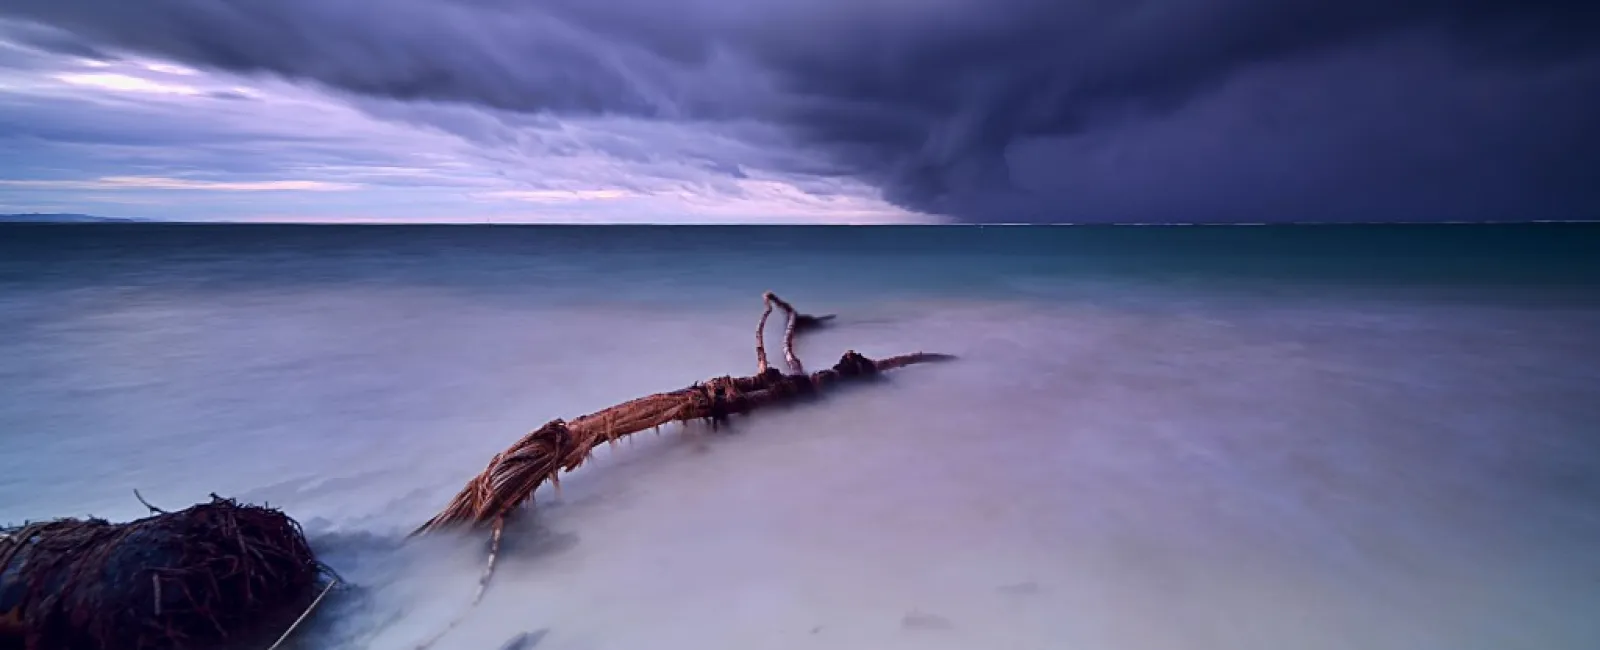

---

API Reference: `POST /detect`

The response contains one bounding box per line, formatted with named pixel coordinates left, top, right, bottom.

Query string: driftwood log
left=0, top=495, right=330, bottom=650
left=414, top=292, right=951, bottom=537
left=406, top=292, right=953, bottom=648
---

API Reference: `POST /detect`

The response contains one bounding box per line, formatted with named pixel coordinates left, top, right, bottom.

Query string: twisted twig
left=767, top=292, right=806, bottom=374
left=133, top=490, right=169, bottom=515
left=756, top=296, right=775, bottom=374
left=762, top=291, right=833, bottom=374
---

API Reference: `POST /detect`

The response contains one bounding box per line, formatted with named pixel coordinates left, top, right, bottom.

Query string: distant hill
left=0, top=213, right=143, bottom=223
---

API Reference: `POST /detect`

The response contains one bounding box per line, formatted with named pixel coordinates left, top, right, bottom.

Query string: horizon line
left=3, top=214, right=1599, bottom=227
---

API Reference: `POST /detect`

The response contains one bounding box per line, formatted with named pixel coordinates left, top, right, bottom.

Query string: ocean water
left=2, top=223, right=1598, bottom=650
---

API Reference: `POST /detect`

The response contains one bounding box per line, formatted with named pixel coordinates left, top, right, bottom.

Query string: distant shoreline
left=3, top=214, right=1598, bottom=227
left=0, top=213, right=144, bottom=224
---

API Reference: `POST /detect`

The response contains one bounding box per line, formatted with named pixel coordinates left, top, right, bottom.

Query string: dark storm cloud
left=0, top=1, right=703, bottom=116
left=3, top=0, right=1598, bottom=221
left=0, top=20, right=115, bottom=61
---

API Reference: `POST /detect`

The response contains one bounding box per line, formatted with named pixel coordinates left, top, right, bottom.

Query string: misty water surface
left=2, top=224, right=1598, bottom=650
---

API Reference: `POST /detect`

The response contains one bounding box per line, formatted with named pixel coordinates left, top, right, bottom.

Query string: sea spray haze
left=2, top=223, right=1599, bottom=650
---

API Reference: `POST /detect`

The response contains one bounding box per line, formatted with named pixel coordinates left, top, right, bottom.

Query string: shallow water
left=3, top=224, right=1599, bottom=650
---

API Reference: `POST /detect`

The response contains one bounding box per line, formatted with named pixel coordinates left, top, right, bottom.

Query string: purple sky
left=1, top=1, right=1596, bottom=223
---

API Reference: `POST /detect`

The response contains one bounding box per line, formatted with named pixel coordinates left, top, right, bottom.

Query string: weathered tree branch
left=411, top=292, right=952, bottom=536
left=405, top=292, right=951, bottom=649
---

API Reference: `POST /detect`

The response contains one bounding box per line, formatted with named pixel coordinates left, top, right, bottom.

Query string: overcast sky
left=1, top=1, right=1596, bottom=223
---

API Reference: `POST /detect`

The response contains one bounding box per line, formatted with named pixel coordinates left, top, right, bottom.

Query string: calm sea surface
left=3, top=224, right=1598, bottom=650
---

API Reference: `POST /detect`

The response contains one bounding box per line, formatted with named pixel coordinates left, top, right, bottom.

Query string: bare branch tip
left=133, top=489, right=169, bottom=515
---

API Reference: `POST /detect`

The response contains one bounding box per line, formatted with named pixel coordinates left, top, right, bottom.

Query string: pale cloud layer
left=0, top=177, right=358, bottom=191
left=1, top=1, right=1597, bottom=223
left=0, top=30, right=923, bottom=223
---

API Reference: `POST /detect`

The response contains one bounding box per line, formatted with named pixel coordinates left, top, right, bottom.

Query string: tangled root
left=1, top=495, right=326, bottom=650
